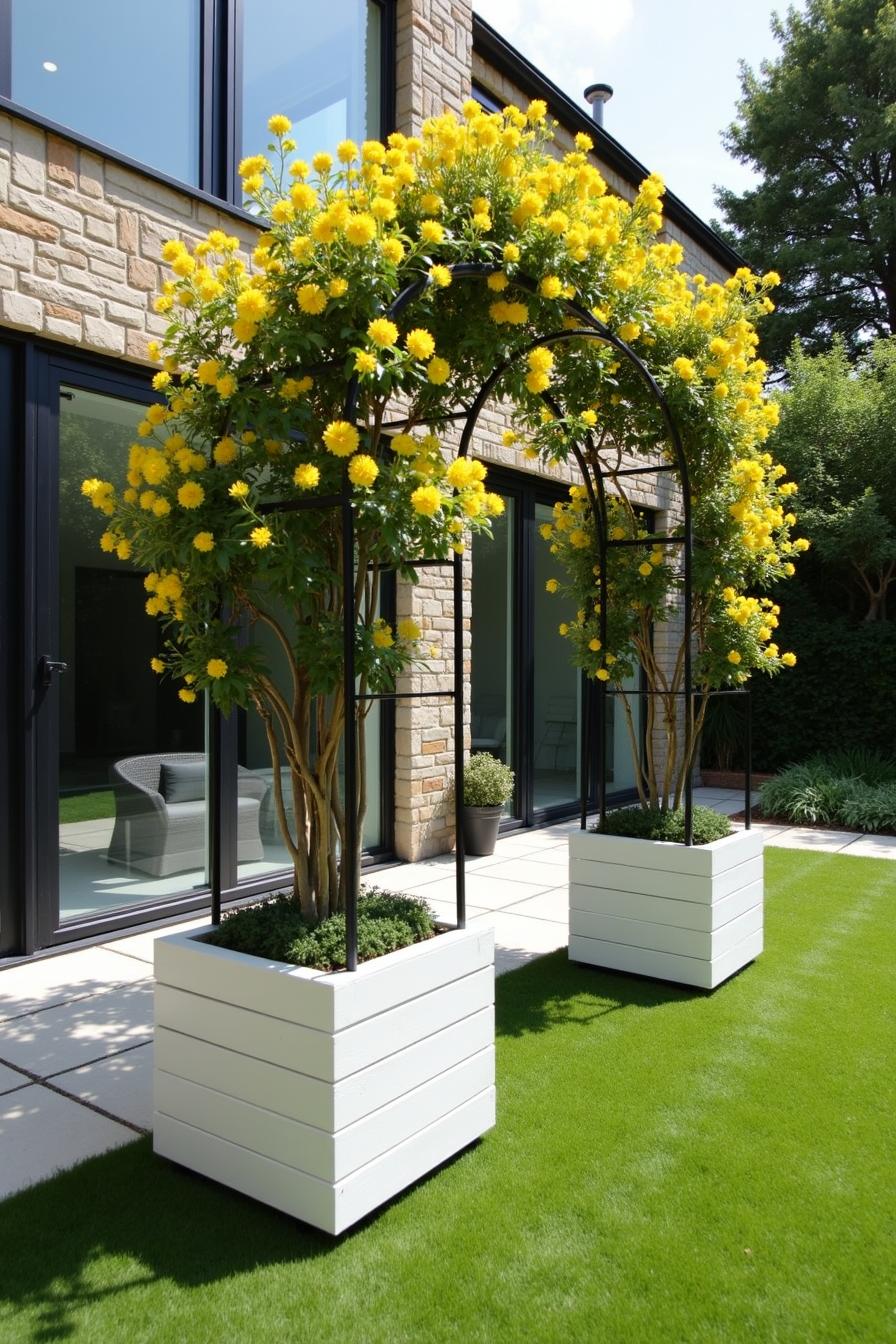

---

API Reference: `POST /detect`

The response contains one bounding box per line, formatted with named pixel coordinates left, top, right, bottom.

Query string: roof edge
left=471, top=13, right=744, bottom=274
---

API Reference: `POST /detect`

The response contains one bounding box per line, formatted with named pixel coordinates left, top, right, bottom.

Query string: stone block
left=0, top=288, right=42, bottom=330
left=0, top=203, right=59, bottom=242
left=11, top=122, right=46, bottom=193
left=8, top=184, right=82, bottom=233
left=83, top=314, right=126, bottom=354
left=127, top=256, right=157, bottom=290
left=117, top=209, right=138, bottom=254
left=0, top=227, right=34, bottom=268
left=44, top=313, right=81, bottom=342
left=85, top=215, right=116, bottom=246
left=47, top=135, right=77, bottom=187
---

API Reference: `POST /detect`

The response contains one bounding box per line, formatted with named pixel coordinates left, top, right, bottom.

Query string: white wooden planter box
left=153, top=924, right=495, bottom=1235
left=568, top=828, right=764, bottom=989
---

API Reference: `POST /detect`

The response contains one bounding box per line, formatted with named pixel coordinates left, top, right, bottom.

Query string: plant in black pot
left=462, top=753, right=515, bottom=857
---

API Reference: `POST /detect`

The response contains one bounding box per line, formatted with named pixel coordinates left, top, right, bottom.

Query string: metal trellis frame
left=208, top=260, right=753, bottom=969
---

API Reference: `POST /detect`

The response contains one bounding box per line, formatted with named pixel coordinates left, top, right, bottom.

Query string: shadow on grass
left=496, top=948, right=703, bottom=1038
left=0, top=952, right=702, bottom=1342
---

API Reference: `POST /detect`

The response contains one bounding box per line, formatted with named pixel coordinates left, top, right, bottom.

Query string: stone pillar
left=395, top=0, right=473, bottom=133
left=393, top=550, right=471, bottom=862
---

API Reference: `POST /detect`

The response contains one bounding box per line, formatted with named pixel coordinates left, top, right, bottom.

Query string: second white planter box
left=153, top=923, right=496, bottom=1235
left=568, top=827, right=764, bottom=989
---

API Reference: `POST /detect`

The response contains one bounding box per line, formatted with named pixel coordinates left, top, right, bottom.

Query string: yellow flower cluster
left=88, top=97, right=801, bottom=711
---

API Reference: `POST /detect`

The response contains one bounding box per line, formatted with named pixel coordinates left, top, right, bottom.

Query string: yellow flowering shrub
left=84, top=101, right=804, bottom=906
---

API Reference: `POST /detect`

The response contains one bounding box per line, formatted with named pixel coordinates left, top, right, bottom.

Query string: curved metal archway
left=233, top=260, right=750, bottom=969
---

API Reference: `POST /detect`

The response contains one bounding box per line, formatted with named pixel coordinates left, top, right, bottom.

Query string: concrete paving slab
left=53, top=1043, right=154, bottom=1131
left=0, top=1085, right=134, bottom=1200
left=421, top=896, right=490, bottom=925
left=0, top=947, right=151, bottom=1023
left=408, top=871, right=558, bottom=910
left=501, top=888, right=570, bottom=924
left=365, top=862, right=454, bottom=893
left=0, top=1062, right=31, bottom=1096
left=764, top=828, right=860, bottom=853
left=0, top=981, right=154, bottom=1078
left=470, top=909, right=567, bottom=974
left=464, top=856, right=567, bottom=886
left=837, top=833, right=896, bottom=859
left=103, top=917, right=210, bottom=965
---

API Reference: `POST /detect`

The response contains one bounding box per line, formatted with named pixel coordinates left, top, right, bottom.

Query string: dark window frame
left=475, top=463, right=649, bottom=831
left=0, top=0, right=396, bottom=212
left=0, top=330, right=396, bottom=957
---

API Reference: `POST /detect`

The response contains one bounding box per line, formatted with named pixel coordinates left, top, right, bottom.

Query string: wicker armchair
left=107, top=752, right=266, bottom=877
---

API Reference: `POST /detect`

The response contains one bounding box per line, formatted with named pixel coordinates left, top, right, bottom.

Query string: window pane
left=533, top=502, right=582, bottom=812
left=58, top=387, right=207, bottom=922
left=241, top=0, right=381, bottom=169
left=471, top=493, right=517, bottom=816
left=11, top=0, right=200, bottom=184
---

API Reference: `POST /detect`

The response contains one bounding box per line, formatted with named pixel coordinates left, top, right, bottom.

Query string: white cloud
left=475, top=0, right=635, bottom=106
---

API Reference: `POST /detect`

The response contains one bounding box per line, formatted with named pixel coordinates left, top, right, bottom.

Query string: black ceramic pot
left=461, top=804, right=503, bottom=856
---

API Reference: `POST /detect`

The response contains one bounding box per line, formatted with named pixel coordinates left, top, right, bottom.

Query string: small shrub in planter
left=462, top=754, right=515, bottom=856
left=593, top=805, right=732, bottom=846
left=206, top=889, right=436, bottom=970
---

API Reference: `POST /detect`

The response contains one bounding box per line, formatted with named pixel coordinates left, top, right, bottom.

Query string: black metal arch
left=215, top=258, right=753, bottom=970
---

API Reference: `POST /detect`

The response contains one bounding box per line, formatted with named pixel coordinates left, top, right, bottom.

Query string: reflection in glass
left=241, top=0, right=381, bottom=171
left=533, top=502, right=582, bottom=811
left=471, top=494, right=516, bottom=815
left=57, top=388, right=207, bottom=921
left=12, top=0, right=201, bottom=184
left=607, top=670, right=643, bottom=795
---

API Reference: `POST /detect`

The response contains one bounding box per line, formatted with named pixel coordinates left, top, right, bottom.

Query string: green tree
left=773, top=336, right=896, bottom=619
left=716, top=0, right=896, bottom=366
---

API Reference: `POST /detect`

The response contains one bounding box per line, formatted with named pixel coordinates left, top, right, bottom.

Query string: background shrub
left=759, top=750, right=896, bottom=830
left=749, top=593, right=896, bottom=771
left=702, top=589, right=896, bottom=773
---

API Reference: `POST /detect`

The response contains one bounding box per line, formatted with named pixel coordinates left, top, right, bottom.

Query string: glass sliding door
left=470, top=492, right=517, bottom=815
left=53, top=381, right=206, bottom=926
left=470, top=468, right=645, bottom=832
left=532, top=501, right=583, bottom=813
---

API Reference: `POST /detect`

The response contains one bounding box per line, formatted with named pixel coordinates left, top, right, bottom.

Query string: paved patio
left=2, top=789, right=894, bottom=1202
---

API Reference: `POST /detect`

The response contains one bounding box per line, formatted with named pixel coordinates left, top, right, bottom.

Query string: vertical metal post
left=209, top=700, right=222, bottom=926
left=745, top=689, right=752, bottom=831
left=682, top=502, right=694, bottom=847
left=580, top=669, right=589, bottom=831
left=453, top=547, right=466, bottom=928
left=341, top=478, right=358, bottom=971
left=597, top=507, right=608, bottom=829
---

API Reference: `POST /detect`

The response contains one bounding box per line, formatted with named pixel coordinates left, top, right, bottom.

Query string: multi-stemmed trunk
left=243, top=541, right=376, bottom=924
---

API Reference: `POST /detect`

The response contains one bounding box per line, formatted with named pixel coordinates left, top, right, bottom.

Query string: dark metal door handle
left=40, top=656, right=68, bottom=686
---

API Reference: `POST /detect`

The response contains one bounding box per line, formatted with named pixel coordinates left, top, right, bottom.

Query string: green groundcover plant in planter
left=462, top=753, right=515, bottom=856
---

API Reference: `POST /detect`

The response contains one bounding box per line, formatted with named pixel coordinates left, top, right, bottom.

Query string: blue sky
left=475, top=0, right=800, bottom=226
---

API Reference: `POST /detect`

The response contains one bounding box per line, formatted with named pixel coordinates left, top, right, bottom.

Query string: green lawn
left=1, top=849, right=893, bottom=1343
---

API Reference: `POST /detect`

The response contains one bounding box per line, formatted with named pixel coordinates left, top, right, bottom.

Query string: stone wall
left=0, top=113, right=259, bottom=365
left=396, top=0, right=473, bottom=128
